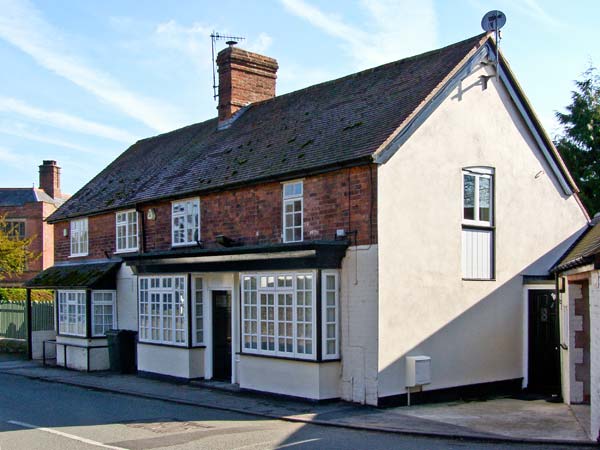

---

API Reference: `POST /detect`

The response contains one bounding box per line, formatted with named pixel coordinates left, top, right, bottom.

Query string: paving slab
left=0, top=361, right=595, bottom=446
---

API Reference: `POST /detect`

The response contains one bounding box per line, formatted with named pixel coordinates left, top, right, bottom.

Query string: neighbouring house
left=553, top=217, right=600, bottom=441
left=0, top=160, right=69, bottom=286
left=27, top=33, right=590, bottom=407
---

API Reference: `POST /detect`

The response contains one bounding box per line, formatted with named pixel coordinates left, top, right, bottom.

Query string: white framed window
left=115, top=210, right=138, bottom=252
left=462, top=168, right=493, bottom=226
left=462, top=167, right=494, bottom=280
left=138, top=275, right=187, bottom=346
left=241, top=272, right=317, bottom=359
left=57, top=290, right=86, bottom=336
left=172, top=198, right=200, bottom=246
left=192, top=277, right=204, bottom=345
left=282, top=181, right=303, bottom=243
left=70, top=218, right=88, bottom=257
left=322, top=271, right=339, bottom=359
left=92, top=291, right=116, bottom=336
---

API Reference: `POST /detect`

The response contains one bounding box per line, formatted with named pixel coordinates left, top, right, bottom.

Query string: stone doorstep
left=0, top=363, right=596, bottom=447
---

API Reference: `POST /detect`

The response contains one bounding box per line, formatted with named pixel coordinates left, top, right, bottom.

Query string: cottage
left=28, top=33, right=589, bottom=406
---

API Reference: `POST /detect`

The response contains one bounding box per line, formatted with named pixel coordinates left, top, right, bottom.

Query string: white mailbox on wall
left=406, top=355, right=431, bottom=387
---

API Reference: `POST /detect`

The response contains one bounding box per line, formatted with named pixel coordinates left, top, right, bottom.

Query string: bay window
left=58, top=290, right=86, bottom=336
left=139, top=276, right=187, bottom=345
left=242, top=271, right=339, bottom=360
left=462, top=167, right=494, bottom=279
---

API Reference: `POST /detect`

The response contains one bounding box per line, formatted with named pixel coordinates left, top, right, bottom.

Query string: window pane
left=463, top=175, right=475, bottom=220
left=479, top=176, right=491, bottom=222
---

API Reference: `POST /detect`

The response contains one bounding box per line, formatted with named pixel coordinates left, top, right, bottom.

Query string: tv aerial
left=481, top=10, right=506, bottom=80
left=211, top=31, right=246, bottom=101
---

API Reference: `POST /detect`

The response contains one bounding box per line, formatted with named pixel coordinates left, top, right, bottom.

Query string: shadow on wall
left=377, top=232, right=580, bottom=404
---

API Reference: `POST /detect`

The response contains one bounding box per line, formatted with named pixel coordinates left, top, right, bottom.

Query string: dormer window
left=172, top=198, right=200, bottom=246
left=70, top=218, right=88, bottom=257
left=282, top=181, right=303, bottom=243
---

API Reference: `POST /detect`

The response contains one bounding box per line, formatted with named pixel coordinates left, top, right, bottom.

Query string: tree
left=554, top=66, right=600, bottom=216
left=0, top=215, right=38, bottom=280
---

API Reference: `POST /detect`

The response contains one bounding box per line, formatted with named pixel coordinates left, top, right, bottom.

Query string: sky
left=0, top=0, right=599, bottom=195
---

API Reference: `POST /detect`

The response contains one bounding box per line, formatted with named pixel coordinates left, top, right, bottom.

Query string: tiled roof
left=0, top=188, right=66, bottom=207
left=26, top=261, right=122, bottom=289
left=555, top=219, right=600, bottom=272
left=49, top=34, right=487, bottom=222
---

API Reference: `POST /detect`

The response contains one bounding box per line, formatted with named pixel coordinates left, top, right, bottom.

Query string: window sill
left=114, top=248, right=139, bottom=254
left=461, top=224, right=495, bottom=231
left=138, top=340, right=188, bottom=349
left=238, top=351, right=321, bottom=363
left=462, top=278, right=496, bottom=282
left=171, top=242, right=201, bottom=249
left=68, top=253, right=89, bottom=258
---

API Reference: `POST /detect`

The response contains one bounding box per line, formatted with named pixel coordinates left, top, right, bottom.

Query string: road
left=0, top=372, right=591, bottom=450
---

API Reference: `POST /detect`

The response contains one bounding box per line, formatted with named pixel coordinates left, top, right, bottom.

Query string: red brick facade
left=0, top=201, right=56, bottom=285
left=54, top=165, right=377, bottom=262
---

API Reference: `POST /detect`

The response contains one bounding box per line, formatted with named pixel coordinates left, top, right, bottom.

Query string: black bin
left=106, top=329, right=137, bottom=374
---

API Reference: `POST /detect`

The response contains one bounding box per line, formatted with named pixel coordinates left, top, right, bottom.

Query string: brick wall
left=54, top=165, right=377, bottom=262
left=0, top=201, right=57, bottom=285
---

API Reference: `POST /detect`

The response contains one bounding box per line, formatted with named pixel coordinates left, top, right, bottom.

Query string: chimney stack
left=216, top=43, right=278, bottom=124
left=39, top=160, right=61, bottom=199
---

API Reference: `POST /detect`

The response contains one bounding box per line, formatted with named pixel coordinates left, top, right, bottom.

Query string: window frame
left=57, top=290, right=87, bottom=337
left=321, top=271, right=340, bottom=360
left=241, top=271, right=318, bottom=360
left=461, top=167, right=495, bottom=280
left=2, top=219, right=26, bottom=240
left=91, top=290, right=117, bottom=337
left=138, top=275, right=188, bottom=346
left=192, top=276, right=204, bottom=346
left=282, top=181, right=304, bottom=243
left=115, top=209, right=139, bottom=253
left=462, top=167, right=494, bottom=227
left=70, top=218, right=89, bottom=257
left=171, top=198, right=200, bottom=247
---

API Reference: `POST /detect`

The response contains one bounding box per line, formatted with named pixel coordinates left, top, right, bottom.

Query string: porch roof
left=25, top=261, right=122, bottom=289
left=554, top=220, right=600, bottom=273
left=121, top=240, right=349, bottom=274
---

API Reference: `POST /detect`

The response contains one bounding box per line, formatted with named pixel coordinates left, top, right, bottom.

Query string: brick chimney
left=39, top=160, right=61, bottom=199
left=216, top=42, right=278, bottom=123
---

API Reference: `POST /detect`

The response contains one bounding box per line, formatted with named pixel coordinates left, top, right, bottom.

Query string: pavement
left=0, top=358, right=595, bottom=447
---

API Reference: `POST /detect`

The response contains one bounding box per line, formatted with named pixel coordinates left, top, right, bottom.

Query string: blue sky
left=0, top=0, right=598, bottom=195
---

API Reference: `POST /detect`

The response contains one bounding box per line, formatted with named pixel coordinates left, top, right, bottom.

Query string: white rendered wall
left=31, top=330, right=56, bottom=360
left=377, top=64, right=588, bottom=399
left=117, top=264, right=137, bottom=331
left=590, top=270, right=600, bottom=441
left=238, top=355, right=340, bottom=400
left=137, top=343, right=204, bottom=379
left=559, top=279, right=572, bottom=404
left=339, top=245, right=379, bottom=405
left=55, top=335, right=109, bottom=371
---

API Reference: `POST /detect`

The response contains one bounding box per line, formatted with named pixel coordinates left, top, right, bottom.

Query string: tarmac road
left=0, top=372, right=592, bottom=450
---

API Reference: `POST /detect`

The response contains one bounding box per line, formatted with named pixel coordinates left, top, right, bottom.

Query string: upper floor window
left=1, top=220, right=25, bottom=240
left=463, top=168, right=493, bottom=226
left=172, top=198, right=200, bottom=246
left=70, top=218, right=88, bottom=257
left=462, top=167, right=494, bottom=280
left=115, top=210, right=138, bottom=253
left=282, top=181, right=303, bottom=243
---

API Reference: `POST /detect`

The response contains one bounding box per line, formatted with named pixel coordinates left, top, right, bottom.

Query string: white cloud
left=155, top=20, right=214, bottom=71
left=280, top=0, right=437, bottom=69
left=0, top=120, right=117, bottom=156
left=0, top=0, right=187, bottom=132
left=0, top=145, right=36, bottom=168
left=0, top=97, right=138, bottom=144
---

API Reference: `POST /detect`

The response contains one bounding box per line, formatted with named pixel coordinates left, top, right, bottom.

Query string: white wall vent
left=406, top=356, right=431, bottom=387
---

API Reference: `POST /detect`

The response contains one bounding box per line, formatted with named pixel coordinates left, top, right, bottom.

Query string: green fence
left=0, top=300, right=54, bottom=340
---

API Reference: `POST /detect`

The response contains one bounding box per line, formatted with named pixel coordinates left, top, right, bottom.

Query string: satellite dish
left=481, top=10, right=506, bottom=32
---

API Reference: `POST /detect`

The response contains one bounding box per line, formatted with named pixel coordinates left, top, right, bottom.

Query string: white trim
left=191, top=276, right=205, bottom=346
left=57, top=290, right=87, bottom=337
left=522, top=284, right=557, bottom=389
left=282, top=181, right=303, bottom=243
left=69, top=218, right=88, bottom=257
left=171, top=197, right=201, bottom=247
left=91, top=290, right=117, bottom=337
left=115, top=209, right=139, bottom=253
left=321, top=270, right=340, bottom=359
left=462, top=167, right=494, bottom=227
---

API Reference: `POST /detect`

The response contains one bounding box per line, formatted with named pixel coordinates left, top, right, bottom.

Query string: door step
left=190, top=379, right=241, bottom=393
